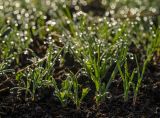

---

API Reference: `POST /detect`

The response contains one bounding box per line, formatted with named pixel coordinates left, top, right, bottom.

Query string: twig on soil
left=153, top=81, right=160, bottom=86
left=17, top=46, right=64, bottom=73
left=112, top=93, right=124, bottom=100
left=0, top=87, right=9, bottom=93
left=17, top=56, right=48, bottom=73
left=0, top=78, right=10, bottom=87
left=0, top=111, right=7, bottom=115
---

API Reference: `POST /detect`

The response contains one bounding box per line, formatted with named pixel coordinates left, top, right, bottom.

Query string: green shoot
left=117, top=60, right=136, bottom=102
left=14, top=46, right=63, bottom=101
left=67, top=71, right=89, bottom=109
left=132, top=28, right=160, bottom=105
left=51, top=76, right=72, bottom=107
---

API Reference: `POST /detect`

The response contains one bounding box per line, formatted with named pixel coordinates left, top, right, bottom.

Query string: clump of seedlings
left=0, top=0, right=160, bottom=117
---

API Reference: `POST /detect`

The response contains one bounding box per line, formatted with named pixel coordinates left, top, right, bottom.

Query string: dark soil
left=0, top=80, right=160, bottom=118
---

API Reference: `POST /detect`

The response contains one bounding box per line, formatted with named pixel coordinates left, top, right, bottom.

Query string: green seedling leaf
left=0, top=27, right=12, bottom=38
left=80, top=88, right=90, bottom=102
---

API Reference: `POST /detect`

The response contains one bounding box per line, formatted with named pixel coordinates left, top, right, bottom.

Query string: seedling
left=51, top=70, right=90, bottom=109
left=51, top=76, right=72, bottom=107
left=71, top=34, right=129, bottom=104
left=117, top=60, right=136, bottom=102
left=67, top=71, right=89, bottom=109
left=14, top=46, right=63, bottom=101
left=132, top=28, right=160, bottom=105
